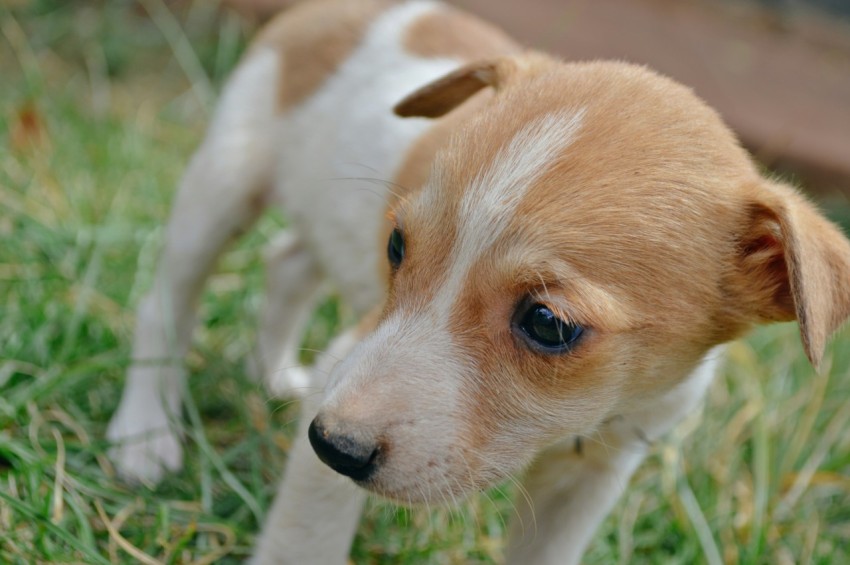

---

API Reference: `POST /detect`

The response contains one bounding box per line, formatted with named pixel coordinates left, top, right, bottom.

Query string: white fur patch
left=435, top=109, right=586, bottom=316
left=275, top=0, right=462, bottom=315
left=459, top=110, right=586, bottom=260
left=208, top=48, right=278, bottom=143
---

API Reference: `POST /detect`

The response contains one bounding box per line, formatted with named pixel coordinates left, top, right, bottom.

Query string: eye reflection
left=514, top=301, right=583, bottom=353
left=387, top=228, right=404, bottom=269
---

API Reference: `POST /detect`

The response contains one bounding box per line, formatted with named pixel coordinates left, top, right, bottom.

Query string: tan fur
left=394, top=54, right=850, bottom=371
left=394, top=57, right=520, bottom=118
left=730, top=181, right=850, bottom=366
left=402, top=4, right=518, bottom=62
left=383, top=54, right=850, bottom=455
left=255, top=0, right=394, bottom=111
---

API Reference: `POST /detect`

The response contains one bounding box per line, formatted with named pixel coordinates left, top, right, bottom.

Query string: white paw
left=267, top=365, right=312, bottom=398
left=107, top=403, right=183, bottom=485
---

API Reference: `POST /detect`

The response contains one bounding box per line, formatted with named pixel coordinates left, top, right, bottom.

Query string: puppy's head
left=309, top=54, right=850, bottom=502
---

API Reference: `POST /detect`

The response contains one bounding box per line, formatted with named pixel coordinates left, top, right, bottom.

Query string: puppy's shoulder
left=251, top=0, right=519, bottom=112
left=252, top=0, right=397, bottom=111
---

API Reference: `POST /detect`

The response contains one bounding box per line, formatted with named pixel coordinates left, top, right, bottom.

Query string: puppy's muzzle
left=308, top=416, right=379, bottom=481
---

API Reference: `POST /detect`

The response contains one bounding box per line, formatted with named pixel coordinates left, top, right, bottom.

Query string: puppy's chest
left=584, top=349, right=724, bottom=454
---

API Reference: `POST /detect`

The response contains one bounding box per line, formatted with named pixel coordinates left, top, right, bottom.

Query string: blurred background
left=455, top=0, right=850, bottom=220
left=2, top=0, right=849, bottom=563
left=227, top=0, right=850, bottom=213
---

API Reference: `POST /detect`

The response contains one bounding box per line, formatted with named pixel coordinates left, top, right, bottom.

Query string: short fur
left=107, top=1, right=850, bottom=563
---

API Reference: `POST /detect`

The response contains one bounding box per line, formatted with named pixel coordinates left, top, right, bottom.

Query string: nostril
left=308, top=417, right=379, bottom=481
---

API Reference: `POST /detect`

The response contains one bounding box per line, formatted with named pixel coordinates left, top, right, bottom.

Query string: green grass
left=1, top=1, right=849, bottom=563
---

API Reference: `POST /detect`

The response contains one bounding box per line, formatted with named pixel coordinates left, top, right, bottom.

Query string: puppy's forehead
left=431, top=108, right=586, bottom=261
left=398, top=62, right=761, bottom=315
left=497, top=65, right=760, bottom=282
left=407, top=62, right=750, bottom=223
left=402, top=102, right=588, bottom=248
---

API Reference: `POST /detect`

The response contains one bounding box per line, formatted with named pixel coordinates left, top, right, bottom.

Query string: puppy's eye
left=514, top=302, right=583, bottom=353
left=387, top=228, right=404, bottom=269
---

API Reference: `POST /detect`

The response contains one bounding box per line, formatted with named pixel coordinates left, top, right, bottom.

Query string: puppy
left=106, top=0, right=850, bottom=562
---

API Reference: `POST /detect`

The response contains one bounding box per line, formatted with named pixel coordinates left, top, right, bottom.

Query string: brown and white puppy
left=106, top=0, right=850, bottom=563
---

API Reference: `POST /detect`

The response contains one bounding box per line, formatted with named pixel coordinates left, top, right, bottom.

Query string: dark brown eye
left=387, top=228, right=404, bottom=269
left=514, top=301, right=583, bottom=353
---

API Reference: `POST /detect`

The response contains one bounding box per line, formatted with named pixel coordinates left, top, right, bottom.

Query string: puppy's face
left=311, top=56, right=850, bottom=503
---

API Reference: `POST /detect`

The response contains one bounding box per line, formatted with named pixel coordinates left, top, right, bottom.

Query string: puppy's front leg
left=253, top=325, right=370, bottom=564
left=107, top=51, right=280, bottom=484
left=506, top=352, right=721, bottom=564
left=106, top=144, right=267, bottom=483
left=505, top=436, right=647, bottom=565
left=258, top=231, right=325, bottom=397
left=253, top=403, right=367, bottom=564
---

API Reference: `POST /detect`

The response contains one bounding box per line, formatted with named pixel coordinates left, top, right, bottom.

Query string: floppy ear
left=394, top=59, right=510, bottom=119
left=736, top=181, right=850, bottom=368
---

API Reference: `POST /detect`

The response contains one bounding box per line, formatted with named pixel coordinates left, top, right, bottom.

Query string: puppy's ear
left=394, top=59, right=512, bottom=119
left=394, top=53, right=555, bottom=118
left=736, top=180, right=850, bottom=368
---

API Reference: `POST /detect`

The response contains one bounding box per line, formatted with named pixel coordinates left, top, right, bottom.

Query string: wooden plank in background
left=452, top=0, right=850, bottom=197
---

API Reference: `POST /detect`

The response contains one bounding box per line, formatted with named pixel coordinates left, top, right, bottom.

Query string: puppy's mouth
left=357, top=464, right=484, bottom=506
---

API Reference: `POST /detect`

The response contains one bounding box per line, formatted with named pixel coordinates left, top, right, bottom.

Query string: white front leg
left=253, top=326, right=368, bottom=564
left=507, top=348, right=723, bottom=564
left=252, top=407, right=367, bottom=565
left=506, top=436, right=646, bottom=565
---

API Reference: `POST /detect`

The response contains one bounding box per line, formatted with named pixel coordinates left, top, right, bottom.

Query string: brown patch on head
left=402, top=4, right=519, bottom=62
left=254, top=0, right=394, bottom=112
left=487, top=61, right=761, bottom=346
left=416, top=56, right=850, bottom=446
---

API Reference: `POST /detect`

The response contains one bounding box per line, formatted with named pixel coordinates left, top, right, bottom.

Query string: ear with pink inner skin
left=736, top=180, right=850, bottom=368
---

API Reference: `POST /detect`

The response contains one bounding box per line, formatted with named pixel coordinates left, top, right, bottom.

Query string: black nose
left=308, top=417, right=379, bottom=481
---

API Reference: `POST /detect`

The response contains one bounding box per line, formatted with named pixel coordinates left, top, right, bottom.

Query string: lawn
left=1, top=1, right=849, bottom=563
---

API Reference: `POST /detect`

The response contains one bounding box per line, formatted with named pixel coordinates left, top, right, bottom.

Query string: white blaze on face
left=433, top=108, right=587, bottom=318
left=320, top=109, right=588, bottom=497
left=328, top=110, right=589, bottom=392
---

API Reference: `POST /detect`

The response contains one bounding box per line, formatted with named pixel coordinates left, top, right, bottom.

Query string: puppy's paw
left=267, top=366, right=312, bottom=398
left=107, top=405, right=183, bottom=485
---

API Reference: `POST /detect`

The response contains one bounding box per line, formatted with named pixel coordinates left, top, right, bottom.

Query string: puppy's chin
left=360, top=473, right=481, bottom=507
left=353, top=449, right=516, bottom=506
